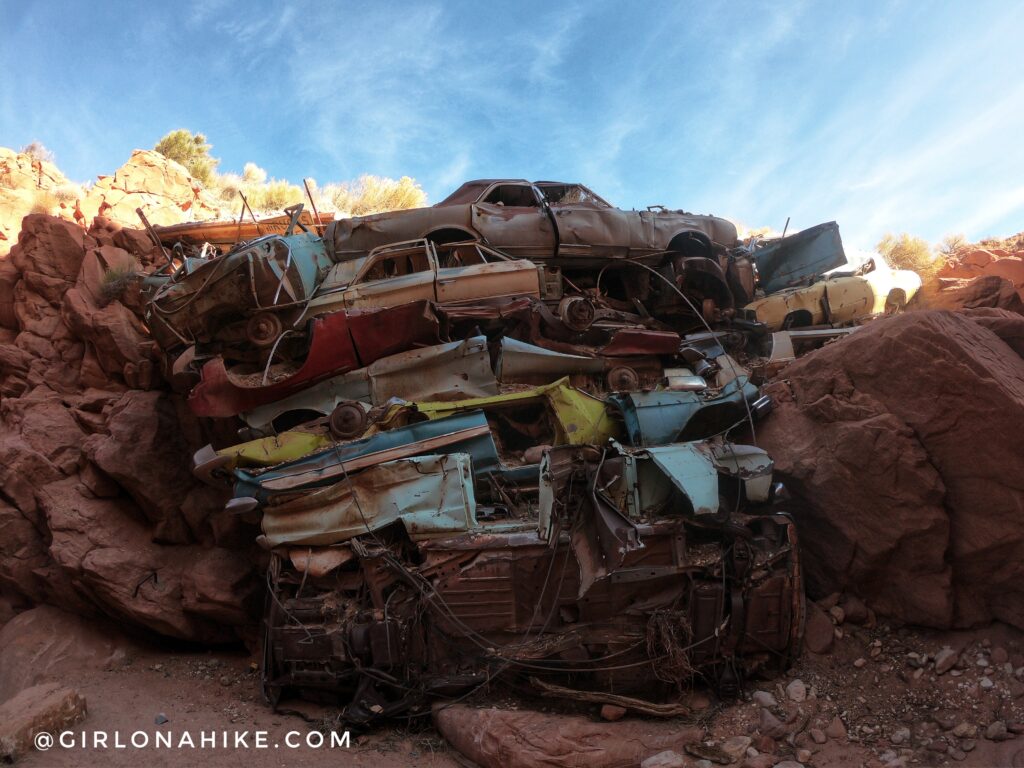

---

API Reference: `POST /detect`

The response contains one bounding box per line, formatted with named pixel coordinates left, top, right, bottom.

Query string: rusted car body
left=146, top=231, right=334, bottom=353
left=150, top=236, right=548, bottom=365
left=261, top=439, right=802, bottom=718
left=305, top=239, right=544, bottom=317
left=743, top=254, right=923, bottom=330
left=188, top=301, right=441, bottom=418
left=607, top=376, right=766, bottom=446
left=325, top=181, right=854, bottom=325
left=327, top=180, right=752, bottom=322
left=327, top=180, right=738, bottom=265
left=199, top=378, right=619, bottom=482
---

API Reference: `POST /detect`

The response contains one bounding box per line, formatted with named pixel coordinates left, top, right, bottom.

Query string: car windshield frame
left=534, top=182, right=612, bottom=208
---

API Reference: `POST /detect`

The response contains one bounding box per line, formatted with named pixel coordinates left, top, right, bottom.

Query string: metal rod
left=239, top=192, right=263, bottom=236
left=235, top=202, right=245, bottom=244
left=303, top=178, right=324, bottom=235
left=136, top=207, right=174, bottom=267
left=780, top=216, right=790, bottom=240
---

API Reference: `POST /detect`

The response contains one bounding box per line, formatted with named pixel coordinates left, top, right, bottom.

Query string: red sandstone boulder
left=0, top=213, right=258, bottom=643
left=930, top=275, right=1024, bottom=314
left=80, top=149, right=224, bottom=228
left=433, top=704, right=703, bottom=768
left=760, top=310, right=1024, bottom=629
left=0, top=606, right=136, bottom=701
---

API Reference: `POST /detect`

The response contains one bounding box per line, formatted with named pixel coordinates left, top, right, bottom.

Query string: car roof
left=435, top=179, right=531, bottom=207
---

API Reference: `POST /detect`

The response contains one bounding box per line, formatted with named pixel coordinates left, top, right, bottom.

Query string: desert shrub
left=154, top=129, right=427, bottom=217
left=938, top=233, right=967, bottom=257
left=243, top=162, right=267, bottom=184
left=52, top=183, right=81, bottom=204
left=99, top=265, right=138, bottom=305
left=154, top=129, right=220, bottom=186
left=29, top=190, right=59, bottom=214
left=20, top=141, right=55, bottom=163
left=321, top=175, right=426, bottom=216
left=876, top=232, right=943, bottom=277
left=242, top=178, right=305, bottom=214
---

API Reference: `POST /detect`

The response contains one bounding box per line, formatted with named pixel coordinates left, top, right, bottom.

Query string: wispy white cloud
left=3, top=0, right=1024, bottom=247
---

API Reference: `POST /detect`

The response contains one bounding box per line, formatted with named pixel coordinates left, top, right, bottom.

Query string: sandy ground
left=12, top=616, right=1024, bottom=768
left=16, top=644, right=458, bottom=768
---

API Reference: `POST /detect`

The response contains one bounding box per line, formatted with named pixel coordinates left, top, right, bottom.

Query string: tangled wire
left=646, top=609, right=696, bottom=688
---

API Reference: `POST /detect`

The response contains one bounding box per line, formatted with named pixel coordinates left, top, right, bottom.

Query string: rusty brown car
left=326, top=179, right=752, bottom=322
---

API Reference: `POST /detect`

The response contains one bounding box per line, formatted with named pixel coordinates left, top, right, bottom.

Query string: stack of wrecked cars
left=145, top=180, right=906, bottom=724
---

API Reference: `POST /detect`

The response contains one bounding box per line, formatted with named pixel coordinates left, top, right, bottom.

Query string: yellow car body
left=744, top=257, right=922, bottom=330
left=204, top=377, right=619, bottom=472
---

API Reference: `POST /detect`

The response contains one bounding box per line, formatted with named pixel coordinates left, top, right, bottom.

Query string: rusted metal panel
left=260, top=453, right=477, bottom=547
left=241, top=368, right=371, bottom=433
left=154, top=210, right=332, bottom=249
left=605, top=376, right=761, bottom=446
left=347, top=300, right=441, bottom=365
left=413, top=377, right=620, bottom=446
left=367, top=335, right=497, bottom=404
left=752, top=221, right=847, bottom=294
left=187, top=302, right=440, bottom=418
left=238, top=335, right=497, bottom=432
left=231, top=411, right=502, bottom=505
left=600, top=328, right=681, bottom=357
left=495, top=337, right=605, bottom=384
left=644, top=444, right=722, bottom=515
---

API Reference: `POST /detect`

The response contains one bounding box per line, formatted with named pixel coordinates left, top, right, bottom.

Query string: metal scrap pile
left=142, top=180, right=897, bottom=725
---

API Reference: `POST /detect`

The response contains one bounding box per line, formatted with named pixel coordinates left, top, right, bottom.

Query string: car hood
left=754, top=221, right=848, bottom=294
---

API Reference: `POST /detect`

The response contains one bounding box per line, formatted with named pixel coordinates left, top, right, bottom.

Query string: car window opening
left=483, top=185, right=540, bottom=207
left=361, top=251, right=431, bottom=282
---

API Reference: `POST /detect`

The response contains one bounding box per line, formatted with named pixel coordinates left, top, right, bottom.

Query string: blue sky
left=2, top=0, right=1023, bottom=249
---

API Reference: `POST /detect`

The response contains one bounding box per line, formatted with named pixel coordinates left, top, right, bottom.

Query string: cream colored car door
left=434, top=243, right=540, bottom=304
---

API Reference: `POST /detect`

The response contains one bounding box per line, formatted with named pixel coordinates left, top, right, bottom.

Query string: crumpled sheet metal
left=495, top=337, right=605, bottom=384
left=260, top=453, right=476, bottom=548
left=414, top=376, right=619, bottom=446
left=753, top=220, right=847, bottom=294
left=187, top=301, right=441, bottom=417
left=260, top=441, right=801, bottom=715
left=232, top=411, right=503, bottom=506
left=539, top=439, right=775, bottom=596
left=366, top=335, right=497, bottom=404
left=147, top=233, right=332, bottom=349
left=239, top=336, right=496, bottom=432
left=606, top=375, right=760, bottom=446
left=218, top=376, right=618, bottom=482
left=241, top=368, right=371, bottom=433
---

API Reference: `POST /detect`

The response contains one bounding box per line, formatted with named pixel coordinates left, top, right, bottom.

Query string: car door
left=825, top=275, right=875, bottom=323
left=433, top=242, right=541, bottom=305
left=754, top=221, right=849, bottom=294
left=310, top=244, right=436, bottom=314
left=470, top=183, right=556, bottom=259
left=550, top=205, right=632, bottom=259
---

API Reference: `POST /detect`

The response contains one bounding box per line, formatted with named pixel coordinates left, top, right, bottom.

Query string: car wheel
left=558, top=295, right=595, bottom=331
left=329, top=401, right=368, bottom=439
left=607, top=366, right=640, bottom=392
left=884, top=289, right=907, bottom=315
left=246, top=312, right=284, bottom=348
